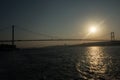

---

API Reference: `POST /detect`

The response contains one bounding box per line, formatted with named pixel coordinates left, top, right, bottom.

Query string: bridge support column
left=12, top=25, right=15, bottom=45
left=111, top=32, right=115, bottom=41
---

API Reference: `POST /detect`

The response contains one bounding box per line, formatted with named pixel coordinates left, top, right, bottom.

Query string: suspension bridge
left=0, top=25, right=118, bottom=47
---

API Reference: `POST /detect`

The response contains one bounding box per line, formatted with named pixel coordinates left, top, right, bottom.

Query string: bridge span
left=0, top=25, right=117, bottom=44
left=0, top=39, right=109, bottom=42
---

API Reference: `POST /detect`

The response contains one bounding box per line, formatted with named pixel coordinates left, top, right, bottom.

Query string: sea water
left=0, top=46, right=120, bottom=80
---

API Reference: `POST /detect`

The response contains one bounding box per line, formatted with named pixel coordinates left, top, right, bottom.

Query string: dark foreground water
left=0, top=46, right=120, bottom=80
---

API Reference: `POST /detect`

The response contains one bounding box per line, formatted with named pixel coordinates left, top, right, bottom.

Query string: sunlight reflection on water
left=87, top=47, right=106, bottom=74
left=76, top=47, right=110, bottom=79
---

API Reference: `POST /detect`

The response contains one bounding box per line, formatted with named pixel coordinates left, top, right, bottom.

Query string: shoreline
left=72, top=41, right=120, bottom=47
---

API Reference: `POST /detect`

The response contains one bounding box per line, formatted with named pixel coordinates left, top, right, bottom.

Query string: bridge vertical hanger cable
left=0, top=26, right=10, bottom=32
left=93, top=32, right=110, bottom=40
left=16, top=26, right=60, bottom=39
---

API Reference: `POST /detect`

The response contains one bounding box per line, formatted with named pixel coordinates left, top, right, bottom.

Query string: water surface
left=0, top=46, right=120, bottom=80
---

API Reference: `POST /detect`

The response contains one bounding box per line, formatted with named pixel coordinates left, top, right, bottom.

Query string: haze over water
left=1, top=41, right=100, bottom=48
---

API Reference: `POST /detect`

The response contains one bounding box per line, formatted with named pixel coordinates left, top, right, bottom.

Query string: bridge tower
left=111, top=32, right=115, bottom=41
left=12, top=25, right=15, bottom=45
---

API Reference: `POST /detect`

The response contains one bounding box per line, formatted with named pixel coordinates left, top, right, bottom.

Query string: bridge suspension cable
left=16, top=26, right=59, bottom=39
left=0, top=26, right=10, bottom=32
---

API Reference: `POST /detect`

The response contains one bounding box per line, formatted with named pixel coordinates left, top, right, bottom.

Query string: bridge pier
left=111, top=32, right=115, bottom=41
left=12, top=25, right=15, bottom=45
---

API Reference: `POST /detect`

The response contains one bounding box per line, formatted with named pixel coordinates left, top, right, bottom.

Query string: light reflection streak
left=76, top=47, right=107, bottom=79
left=86, top=47, right=106, bottom=74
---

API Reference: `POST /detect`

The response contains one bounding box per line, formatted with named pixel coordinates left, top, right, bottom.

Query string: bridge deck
left=0, top=39, right=109, bottom=42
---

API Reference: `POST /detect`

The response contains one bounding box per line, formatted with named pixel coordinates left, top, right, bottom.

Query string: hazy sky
left=0, top=0, right=120, bottom=39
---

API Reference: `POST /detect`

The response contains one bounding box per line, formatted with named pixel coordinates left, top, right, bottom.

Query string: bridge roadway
left=0, top=39, right=109, bottom=42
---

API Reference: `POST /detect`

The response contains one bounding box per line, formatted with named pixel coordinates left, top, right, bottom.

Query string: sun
left=90, top=26, right=97, bottom=33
